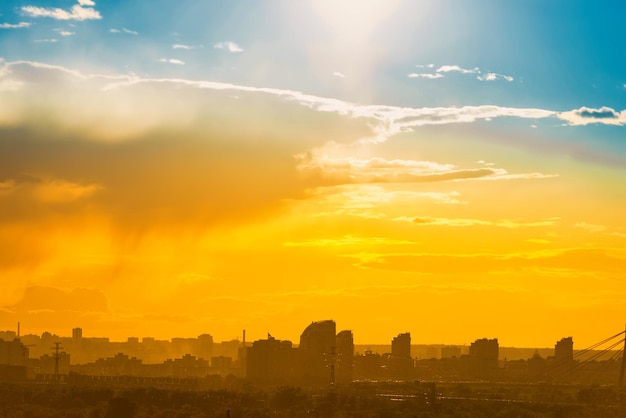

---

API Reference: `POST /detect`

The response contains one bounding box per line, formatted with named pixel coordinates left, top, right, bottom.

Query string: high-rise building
left=299, top=320, right=336, bottom=385
left=335, top=330, right=354, bottom=384
left=469, top=338, right=499, bottom=378
left=246, top=336, right=296, bottom=385
left=390, top=332, right=413, bottom=380
left=392, top=333, right=411, bottom=359
left=72, top=328, right=83, bottom=340
left=554, top=337, right=573, bottom=363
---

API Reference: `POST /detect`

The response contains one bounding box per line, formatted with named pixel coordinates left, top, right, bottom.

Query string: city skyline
left=1, top=1, right=626, bottom=348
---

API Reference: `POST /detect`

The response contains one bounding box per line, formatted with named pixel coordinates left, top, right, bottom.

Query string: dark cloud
left=5, top=286, right=108, bottom=313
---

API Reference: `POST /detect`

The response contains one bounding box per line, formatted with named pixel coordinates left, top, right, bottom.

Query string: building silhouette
left=246, top=336, right=296, bottom=385
left=0, top=338, right=29, bottom=381
left=335, top=330, right=354, bottom=384
left=469, top=338, right=499, bottom=378
left=390, top=332, right=413, bottom=380
left=555, top=337, right=574, bottom=363
left=299, top=320, right=336, bottom=385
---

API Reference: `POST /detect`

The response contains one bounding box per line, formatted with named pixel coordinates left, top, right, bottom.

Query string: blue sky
left=2, top=0, right=626, bottom=112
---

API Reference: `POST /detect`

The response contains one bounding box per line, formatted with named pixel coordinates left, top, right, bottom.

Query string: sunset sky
left=1, top=0, right=625, bottom=348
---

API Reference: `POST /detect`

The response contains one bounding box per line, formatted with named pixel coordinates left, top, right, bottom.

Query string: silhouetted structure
left=0, top=338, right=29, bottom=381
left=391, top=333, right=413, bottom=380
left=336, top=330, right=354, bottom=384
left=299, top=320, right=336, bottom=385
left=246, top=336, right=296, bottom=385
left=469, top=338, right=499, bottom=379
left=555, top=337, right=574, bottom=363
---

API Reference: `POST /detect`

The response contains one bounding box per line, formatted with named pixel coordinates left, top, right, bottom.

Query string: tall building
left=469, top=338, right=499, bottom=378
left=335, top=330, right=354, bottom=384
left=392, top=333, right=411, bottom=359
left=246, top=336, right=296, bottom=385
left=299, top=320, right=336, bottom=385
left=72, top=328, right=83, bottom=340
left=197, top=334, right=214, bottom=360
left=554, top=337, right=573, bottom=363
left=391, top=332, right=413, bottom=380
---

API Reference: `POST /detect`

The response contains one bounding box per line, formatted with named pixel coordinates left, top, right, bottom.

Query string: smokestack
left=17, top=322, right=20, bottom=338
left=243, top=329, right=246, bottom=346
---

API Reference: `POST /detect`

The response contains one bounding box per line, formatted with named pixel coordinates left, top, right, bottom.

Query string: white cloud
left=412, top=65, right=514, bottom=82
left=408, top=73, right=443, bottom=79
left=159, top=58, right=185, bottom=65
left=33, top=38, right=58, bottom=43
left=0, top=22, right=31, bottom=29
left=21, top=3, right=101, bottom=21
left=0, top=59, right=619, bottom=144
left=213, top=41, right=243, bottom=53
left=333, top=72, right=346, bottom=78
left=59, top=31, right=75, bottom=37
left=477, top=72, right=514, bottom=82
left=173, top=44, right=194, bottom=50
left=479, top=73, right=497, bottom=81
left=296, top=152, right=556, bottom=185
left=110, top=28, right=138, bottom=35
left=558, top=106, right=626, bottom=126
left=77, top=0, right=95, bottom=5
left=437, top=65, right=479, bottom=74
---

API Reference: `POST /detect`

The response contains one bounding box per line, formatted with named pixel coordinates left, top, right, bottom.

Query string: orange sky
left=1, top=1, right=626, bottom=349
left=0, top=62, right=624, bottom=348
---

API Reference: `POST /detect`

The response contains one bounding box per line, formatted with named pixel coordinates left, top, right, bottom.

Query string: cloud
left=477, top=72, right=514, bottom=82
left=411, top=64, right=514, bottom=82
left=59, top=30, right=75, bottom=37
left=283, top=235, right=417, bottom=248
left=558, top=106, right=626, bottom=126
left=436, top=65, right=479, bottom=74
left=110, top=27, right=138, bottom=35
left=0, top=22, right=31, bottom=29
left=296, top=154, right=530, bottom=184
left=33, top=38, right=58, bottom=43
left=5, top=286, right=108, bottom=313
left=574, top=222, right=607, bottom=233
left=21, top=2, right=101, bottom=21
left=407, top=216, right=558, bottom=228
left=355, top=248, right=626, bottom=276
left=159, top=58, right=185, bottom=65
left=408, top=73, right=443, bottom=79
left=213, top=41, right=243, bottom=53
left=333, top=71, right=346, bottom=78
left=172, top=44, right=194, bottom=50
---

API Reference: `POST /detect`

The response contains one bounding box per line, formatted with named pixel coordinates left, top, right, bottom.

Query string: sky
left=0, top=0, right=625, bottom=349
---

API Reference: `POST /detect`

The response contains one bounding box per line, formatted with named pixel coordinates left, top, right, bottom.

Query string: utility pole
left=52, top=342, right=63, bottom=383
left=619, top=326, right=626, bottom=387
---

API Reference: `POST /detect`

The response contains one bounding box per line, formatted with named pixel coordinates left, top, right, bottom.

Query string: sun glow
left=311, top=0, right=402, bottom=43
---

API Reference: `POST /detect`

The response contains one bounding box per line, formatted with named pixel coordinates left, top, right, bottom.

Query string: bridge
left=542, top=327, right=626, bottom=386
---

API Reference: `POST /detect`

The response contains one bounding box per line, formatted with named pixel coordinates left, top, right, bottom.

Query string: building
left=335, top=330, right=354, bottom=384
left=554, top=337, right=574, bottom=363
left=0, top=338, right=29, bottom=381
left=246, top=336, right=297, bottom=385
left=299, top=320, right=336, bottom=386
left=469, top=338, right=499, bottom=378
left=390, top=333, right=413, bottom=380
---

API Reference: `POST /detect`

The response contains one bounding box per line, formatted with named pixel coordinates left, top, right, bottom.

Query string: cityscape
left=1, top=0, right=626, bottom=416
left=2, top=321, right=625, bottom=387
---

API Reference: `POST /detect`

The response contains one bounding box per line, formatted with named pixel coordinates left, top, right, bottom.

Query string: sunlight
left=311, top=0, right=402, bottom=43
